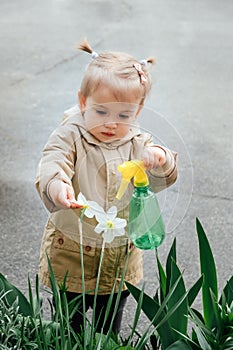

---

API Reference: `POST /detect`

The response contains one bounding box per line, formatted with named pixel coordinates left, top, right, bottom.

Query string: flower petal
left=94, top=223, right=104, bottom=234
left=114, top=228, right=125, bottom=237
left=113, top=218, right=127, bottom=228
left=76, top=194, right=127, bottom=244
left=77, top=192, right=87, bottom=205
left=84, top=208, right=95, bottom=218
left=88, top=201, right=104, bottom=213
left=107, top=206, right=117, bottom=219
left=87, top=201, right=103, bottom=212
left=103, top=229, right=115, bottom=243
left=95, top=211, right=108, bottom=223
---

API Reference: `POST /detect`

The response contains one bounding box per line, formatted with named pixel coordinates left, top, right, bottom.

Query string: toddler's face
left=78, top=85, right=142, bottom=143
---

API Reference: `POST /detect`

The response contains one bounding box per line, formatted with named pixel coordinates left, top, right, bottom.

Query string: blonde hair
left=78, top=38, right=155, bottom=104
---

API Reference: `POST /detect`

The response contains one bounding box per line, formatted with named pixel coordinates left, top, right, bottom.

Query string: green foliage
left=0, top=252, right=149, bottom=349
left=0, top=273, right=33, bottom=317
left=127, top=218, right=233, bottom=349
left=188, top=219, right=233, bottom=349
left=0, top=218, right=232, bottom=349
left=126, top=239, right=200, bottom=349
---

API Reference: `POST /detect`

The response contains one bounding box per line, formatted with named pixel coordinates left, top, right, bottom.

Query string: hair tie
left=140, top=59, right=148, bottom=66
left=133, top=63, right=147, bottom=84
left=91, top=51, right=99, bottom=59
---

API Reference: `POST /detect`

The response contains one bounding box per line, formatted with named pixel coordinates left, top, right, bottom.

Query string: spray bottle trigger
left=116, top=179, right=130, bottom=200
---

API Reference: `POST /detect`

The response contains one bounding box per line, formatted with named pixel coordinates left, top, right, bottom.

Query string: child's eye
left=119, top=114, right=130, bottom=119
left=96, top=109, right=107, bottom=116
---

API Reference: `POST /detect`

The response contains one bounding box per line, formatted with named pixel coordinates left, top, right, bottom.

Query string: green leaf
left=126, top=273, right=189, bottom=348
left=190, top=307, right=205, bottom=323
left=125, top=281, right=175, bottom=346
left=0, top=273, right=32, bottom=316
left=196, top=218, right=218, bottom=329
left=156, top=250, right=167, bottom=302
left=187, top=275, right=203, bottom=307
left=124, top=284, right=145, bottom=347
left=95, top=332, right=120, bottom=349
left=209, top=289, right=222, bottom=332
left=166, top=339, right=193, bottom=350
left=220, top=276, right=233, bottom=306
left=167, top=258, right=188, bottom=338
left=126, top=281, right=162, bottom=322
left=166, top=238, right=177, bottom=293
left=193, top=325, right=212, bottom=350
left=189, top=308, right=215, bottom=346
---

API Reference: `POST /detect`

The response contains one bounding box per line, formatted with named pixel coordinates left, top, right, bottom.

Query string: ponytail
left=78, top=38, right=99, bottom=58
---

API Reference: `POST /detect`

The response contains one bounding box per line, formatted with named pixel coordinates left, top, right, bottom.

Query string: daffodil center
left=106, top=220, right=114, bottom=229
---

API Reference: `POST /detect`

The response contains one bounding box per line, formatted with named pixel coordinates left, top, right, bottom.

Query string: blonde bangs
left=80, top=51, right=152, bottom=103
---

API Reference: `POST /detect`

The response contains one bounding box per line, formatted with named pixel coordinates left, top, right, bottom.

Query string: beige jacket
left=36, top=106, right=177, bottom=294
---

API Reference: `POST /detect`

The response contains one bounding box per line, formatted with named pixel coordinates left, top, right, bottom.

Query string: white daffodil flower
left=77, top=193, right=127, bottom=243
left=77, top=192, right=104, bottom=218
left=94, top=206, right=127, bottom=243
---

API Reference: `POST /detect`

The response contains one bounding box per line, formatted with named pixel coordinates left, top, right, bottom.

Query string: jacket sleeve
left=132, top=133, right=178, bottom=193
left=35, top=123, right=77, bottom=212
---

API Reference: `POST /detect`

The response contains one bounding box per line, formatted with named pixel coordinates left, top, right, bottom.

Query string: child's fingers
left=142, top=147, right=167, bottom=170
left=57, top=193, right=72, bottom=208
left=69, top=200, right=84, bottom=209
left=55, top=183, right=75, bottom=209
left=66, top=186, right=84, bottom=209
left=66, top=185, right=75, bottom=201
left=142, top=149, right=154, bottom=169
left=49, top=180, right=84, bottom=209
left=156, top=148, right=166, bottom=167
left=64, top=185, right=80, bottom=208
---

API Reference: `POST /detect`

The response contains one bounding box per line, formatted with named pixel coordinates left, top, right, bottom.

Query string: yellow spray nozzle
left=116, top=160, right=149, bottom=200
left=116, top=178, right=130, bottom=200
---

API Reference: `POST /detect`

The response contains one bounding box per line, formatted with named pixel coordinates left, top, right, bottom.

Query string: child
left=36, top=39, right=178, bottom=335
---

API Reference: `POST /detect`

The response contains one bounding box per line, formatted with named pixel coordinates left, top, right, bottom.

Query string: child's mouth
left=101, top=132, right=115, bottom=137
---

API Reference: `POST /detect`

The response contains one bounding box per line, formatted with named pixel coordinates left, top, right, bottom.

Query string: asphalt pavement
left=0, top=0, right=233, bottom=336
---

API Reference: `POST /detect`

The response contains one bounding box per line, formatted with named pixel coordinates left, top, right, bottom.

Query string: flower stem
left=78, top=209, right=86, bottom=346
left=90, top=238, right=105, bottom=347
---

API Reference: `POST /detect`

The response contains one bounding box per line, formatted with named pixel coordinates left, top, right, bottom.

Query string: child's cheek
left=84, top=115, right=102, bottom=130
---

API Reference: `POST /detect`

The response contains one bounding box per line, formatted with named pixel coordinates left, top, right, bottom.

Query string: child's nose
left=104, top=121, right=117, bottom=129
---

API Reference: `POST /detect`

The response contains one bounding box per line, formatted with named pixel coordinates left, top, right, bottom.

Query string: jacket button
left=85, top=245, right=91, bottom=252
left=58, top=238, right=64, bottom=245
left=129, top=242, right=134, bottom=249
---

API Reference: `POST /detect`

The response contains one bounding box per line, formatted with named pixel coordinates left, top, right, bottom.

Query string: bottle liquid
left=116, top=160, right=165, bottom=250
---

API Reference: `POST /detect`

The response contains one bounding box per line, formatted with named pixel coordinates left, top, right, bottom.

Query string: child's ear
left=78, top=90, right=86, bottom=113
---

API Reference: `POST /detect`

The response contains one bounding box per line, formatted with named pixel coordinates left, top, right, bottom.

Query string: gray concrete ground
left=0, top=0, right=233, bottom=338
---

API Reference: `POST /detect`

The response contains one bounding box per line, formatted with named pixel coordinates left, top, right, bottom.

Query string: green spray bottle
left=116, top=160, right=165, bottom=250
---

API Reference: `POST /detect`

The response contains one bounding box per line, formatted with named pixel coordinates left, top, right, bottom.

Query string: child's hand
left=48, top=180, right=81, bottom=210
left=142, top=146, right=166, bottom=170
